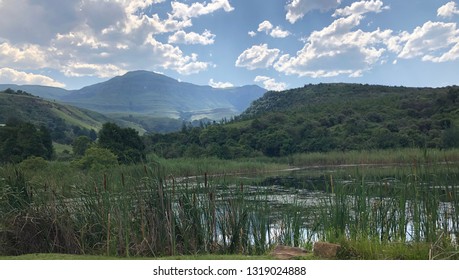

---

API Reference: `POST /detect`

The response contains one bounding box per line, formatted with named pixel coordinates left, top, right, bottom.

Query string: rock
left=313, top=242, right=341, bottom=259
left=271, top=245, right=308, bottom=260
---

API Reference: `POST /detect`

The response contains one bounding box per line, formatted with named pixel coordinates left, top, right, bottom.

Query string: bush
left=73, top=147, right=118, bottom=171
left=18, top=156, right=48, bottom=171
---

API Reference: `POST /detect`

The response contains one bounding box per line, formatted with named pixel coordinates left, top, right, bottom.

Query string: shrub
left=18, top=156, right=48, bottom=171
left=73, top=147, right=118, bottom=171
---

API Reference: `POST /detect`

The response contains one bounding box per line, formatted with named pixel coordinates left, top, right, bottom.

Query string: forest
left=147, top=83, right=459, bottom=159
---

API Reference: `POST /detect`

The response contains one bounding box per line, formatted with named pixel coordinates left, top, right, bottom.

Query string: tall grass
left=289, top=148, right=459, bottom=167
left=0, top=162, right=304, bottom=257
left=314, top=161, right=459, bottom=259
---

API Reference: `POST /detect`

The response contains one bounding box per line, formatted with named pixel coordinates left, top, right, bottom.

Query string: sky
left=0, top=0, right=459, bottom=90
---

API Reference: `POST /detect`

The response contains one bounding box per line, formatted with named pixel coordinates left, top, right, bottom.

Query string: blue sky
left=0, top=0, right=459, bottom=90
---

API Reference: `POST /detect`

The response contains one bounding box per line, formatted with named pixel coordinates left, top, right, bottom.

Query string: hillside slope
left=0, top=90, right=111, bottom=143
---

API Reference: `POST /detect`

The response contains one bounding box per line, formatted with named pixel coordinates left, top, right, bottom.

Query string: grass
left=150, top=155, right=291, bottom=177
left=287, top=148, right=459, bottom=167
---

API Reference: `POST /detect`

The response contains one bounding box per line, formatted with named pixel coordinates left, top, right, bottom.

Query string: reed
left=2, top=152, right=459, bottom=259
left=0, top=162, right=284, bottom=257
left=312, top=160, right=459, bottom=259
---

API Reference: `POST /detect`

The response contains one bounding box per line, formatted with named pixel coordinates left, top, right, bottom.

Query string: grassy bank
left=286, top=148, right=459, bottom=167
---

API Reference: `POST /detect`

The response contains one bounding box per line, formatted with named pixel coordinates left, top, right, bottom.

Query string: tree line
left=146, top=84, right=459, bottom=159
left=0, top=121, right=145, bottom=169
left=0, top=120, right=53, bottom=163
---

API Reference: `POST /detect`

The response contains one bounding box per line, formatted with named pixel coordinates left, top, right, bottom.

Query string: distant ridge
left=61, top=70, right=266, bottom=121
left=0, top=84, right=70, bottom=100
left=0, top=70, right=266, bottom=132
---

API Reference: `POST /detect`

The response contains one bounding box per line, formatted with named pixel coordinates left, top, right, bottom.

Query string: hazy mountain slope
left=62, top=70, right=266, bottom=121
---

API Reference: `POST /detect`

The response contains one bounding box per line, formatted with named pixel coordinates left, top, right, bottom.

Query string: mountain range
left=0, top=71, right=266, bottom=133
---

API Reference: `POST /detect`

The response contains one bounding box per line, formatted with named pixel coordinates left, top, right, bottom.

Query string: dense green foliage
left=148, top=84, right=459, bottom=158
left=72, top=146, right=119, bottom=170
left=0, top=120, right=54, bottom=163
left=98, top=122, right=146, bottom=164
left=72, top=135, right=93, bottom=156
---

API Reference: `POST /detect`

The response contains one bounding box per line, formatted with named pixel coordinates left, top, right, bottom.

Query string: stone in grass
left=313, top=242, right=341, bottom=259
left=271, top=245, right=308, bottom=260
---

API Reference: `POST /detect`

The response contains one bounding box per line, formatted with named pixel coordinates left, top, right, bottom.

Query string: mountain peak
left=61, top=70, right=266, bottom=123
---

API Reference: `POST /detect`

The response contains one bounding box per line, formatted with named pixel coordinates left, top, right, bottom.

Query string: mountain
left=62, top=70, right=266, bottom=122
left=0, top=89, right=112, bottom=144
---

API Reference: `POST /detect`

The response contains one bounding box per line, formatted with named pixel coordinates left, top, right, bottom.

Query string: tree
left=98, top=122, right=145, bottom=164
left=447, top=88, right=459, bottom=103
left=72, top=135, right=92, bottom=156
left=0, top=121, right=53, bottom=163
left=441, top=126, right=459, bottom=149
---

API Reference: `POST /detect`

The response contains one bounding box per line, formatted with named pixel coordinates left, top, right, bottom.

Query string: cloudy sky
left=1, top=0, right=459, bottom=90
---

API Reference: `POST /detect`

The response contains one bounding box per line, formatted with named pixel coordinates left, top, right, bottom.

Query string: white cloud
left=0, top=1, right=216, bottom=80
left=270, top=26, right=291, bottom=38
left=254, top=75, right=287, bottom=91
left=437, top=1, right=459, bottom=18
left=248, top=31, right=257, bottom=37
left=0, top=67, right=65, bottom=87
left=398, top=21, right=459, bottom=62
left=332, top=0, right=388, bottom=17
left=144, top=36, right=210, bottom=75
left=286, top=0, right=342, bottom=24
left=275, top=11, right=393, bottom=78
left=235, top=44, right=280, bottom=70
left=209, top=78, right=234, bottom=88
left=256, top=20, right=290, bottom=38
left=168, top=29, right=215, bottom=45
left=0, top=42, right=51, bottom=69
left=423, top=42, right=459, bottom=62
left=55, top=30, right=109, bottom=50
left=62, top=62, right=127, bottom=78
left=171, top=0, right=234, bottom=19
left=258, top=20, right=273, bottom=33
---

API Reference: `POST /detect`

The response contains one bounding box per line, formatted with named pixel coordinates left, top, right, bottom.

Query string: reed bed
left=0, top=163, right=300, bottom=257
left=289, top=148, right=459, bottom=167
left=1, top=153, right=459, bottom=259
left=313, top=161, right=459, bottom=259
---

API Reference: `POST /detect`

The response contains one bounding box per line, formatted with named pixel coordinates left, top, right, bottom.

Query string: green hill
left=148, top=83, right=459, bottom=158
left=0, top=89, right=111, bottom=144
